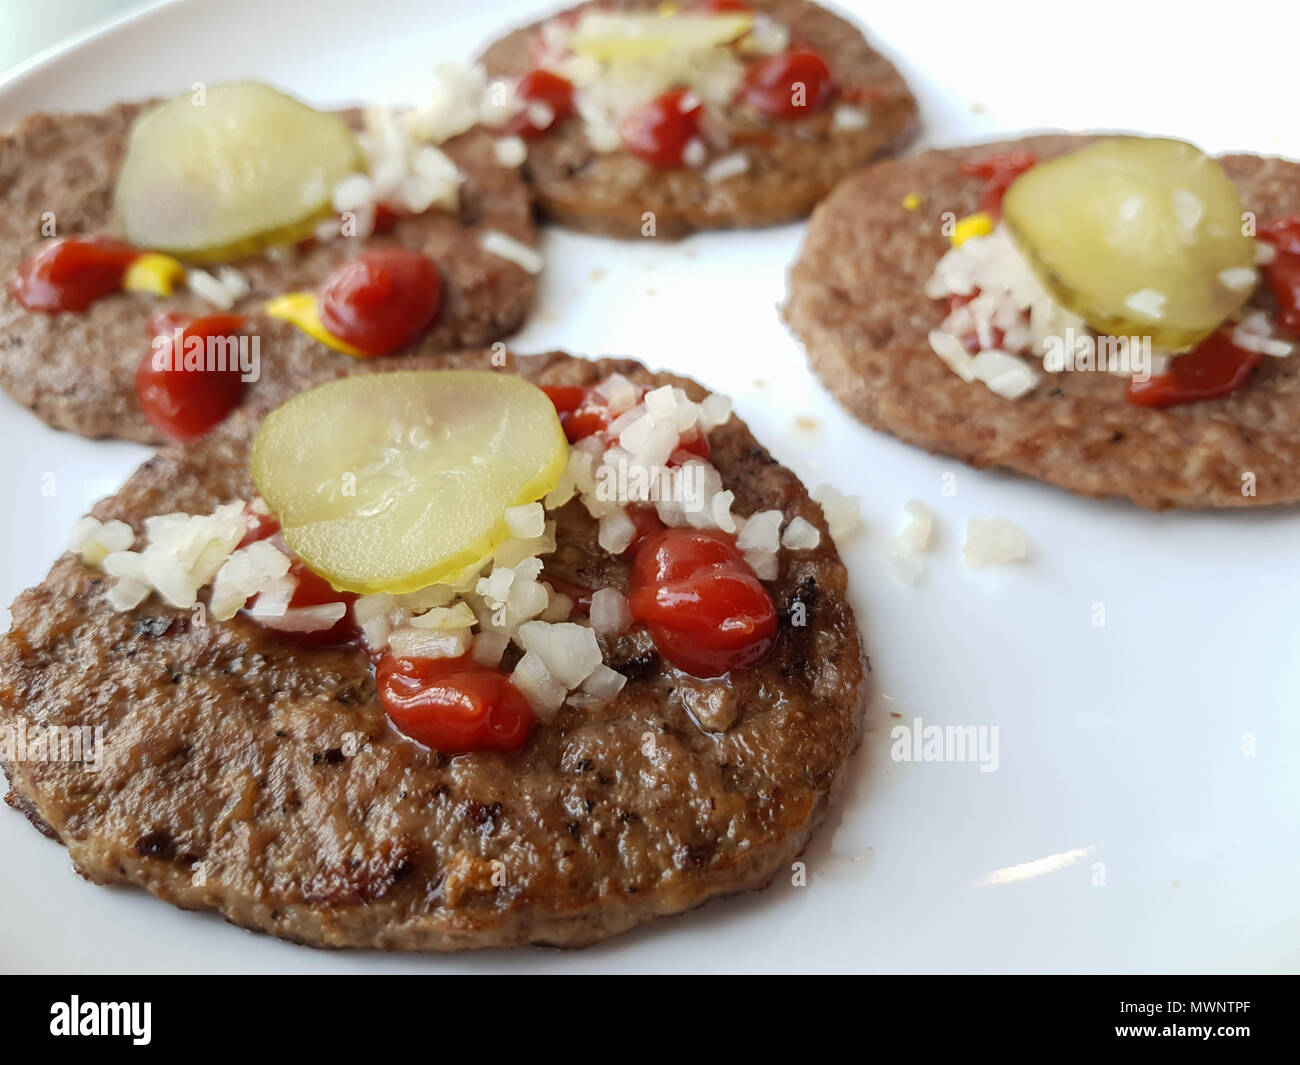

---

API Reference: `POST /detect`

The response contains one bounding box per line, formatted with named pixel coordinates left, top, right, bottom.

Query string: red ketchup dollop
left=695, top=0, right=752, bottom=10
left=542, top=382, right=634, bottom=442
left=621, top=89, right=703, bottom=168
left=628, top=528, right=777, bottom=678
left=508, top=70, right=576, bottom=136
left=1257, top=214, right=1300, bottom=337
left=13, top=237, right=139, bottom=312
left=377, top=652, right=535, bottom=753
left=318, top=248, right=443, bottom=355
left=960, top=151, right=1037, bottom=218
left=1125, top=330, right=1263, bottom=407
left=742, top=50, right=835, bottom=120
left=134, top=312, right=248, bottom=442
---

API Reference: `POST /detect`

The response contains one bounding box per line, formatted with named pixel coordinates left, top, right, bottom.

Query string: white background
left=0, top=0, right=1297, bottom=973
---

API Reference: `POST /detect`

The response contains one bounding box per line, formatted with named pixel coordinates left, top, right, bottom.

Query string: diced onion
left=781, top=515, right=821, bottom=550
left=388, top=625, right=472, bottom=658
left=963, top=516, right=1029, bottom=568
left=509, top=651, right=568, bottom=720
left=590, top=587, right=632, bottom=636
left=516, top=620, right=602, bottom=688
left=736, top=509, right=782, bottom=554
left=471, top=629, right=509, bottom=667
left=812, top=485, right=863, bottom=542
left=257, top=602, right=348, bottom=633
left=480, top=230, right=544, bottom=274
left=598, top=508, right=636, bottom=554
left=581, top=663, right=627, bottom=703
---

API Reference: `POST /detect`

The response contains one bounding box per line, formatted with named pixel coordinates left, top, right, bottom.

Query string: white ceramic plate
left=1, top=0, right=1297, bottom=974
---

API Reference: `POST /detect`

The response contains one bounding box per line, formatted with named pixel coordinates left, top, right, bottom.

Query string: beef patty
left=785, top=134, right=1300, bottom=509
left=480, top=0, right=918, bottom=238
left=0, top=349, right=866, bottom=950
left=0, top=102, right=539, bottom=444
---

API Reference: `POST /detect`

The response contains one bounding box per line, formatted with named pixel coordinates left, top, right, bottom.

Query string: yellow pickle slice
left=115, top=81, right=359, bottom=261
left=1002, top=137, right=1258, bottom=350
left=251, top=371, right=568, bottom=594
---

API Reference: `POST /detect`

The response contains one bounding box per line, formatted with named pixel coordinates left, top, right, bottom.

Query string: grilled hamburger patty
left=785, top=134, right=1300, bottom=509
left=0, top=350, right=866, bottom=950
left=0, top=103, right=539, bottom=444
left=480, top=0, right=917, bottom=238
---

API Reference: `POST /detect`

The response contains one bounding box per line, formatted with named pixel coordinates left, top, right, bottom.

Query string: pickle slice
left=251, top=372, right=568, bottom=595
left=115, top=82, right=359, bottom=262
left=569, top=13, right=753, bottom=60
left=1002, top=137, right=1257, bottom=350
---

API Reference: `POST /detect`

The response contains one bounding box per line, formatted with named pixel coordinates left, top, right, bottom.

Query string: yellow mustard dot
left=951, top=211, right=993, bottom=248
left=122, top=253, right=186, bottom=296
left=658, top=1, right=680, bottom=15
left=264, top=292, right=365, bottom=358
left=902, top=192, right=921, bottom=211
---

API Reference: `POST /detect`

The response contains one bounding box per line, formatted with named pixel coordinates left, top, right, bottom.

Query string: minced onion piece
left=702, top=151, right=748, bottom=183
left=480, top=230, right=544, bottom=274
left=505, top=502, right=546, bottom=539
left=812, top=484, right=863, bottom=541
left=494, top=135, right=527, bottom=168
left=540, top=592, right=575, bottom=622
left=598, top=509, right=636, bottom=554
left=257, top=602, right=347, bottom=633
left=736, top=509, right=782, bottom=554
left=896, top=500, right=935, bottom=553
left=388, top=625, right=472, bottom=659
left=510, top=652, right=568, bottom=719
left=963, top=516, right=1029, bottom=568
left=831, top=104, right=870, bottom=131
left=581, top=663, right=627, bottom=703
left=187, top=268, right=236, bottom=310
left=516, top=621, right=603, bottom=689
left=409, top=602, right=478, bottom=630
left=107, top=579, right=150, bottom=612
left=69, top=516, right=134, bottom=565
left=590, top=587, right=632, bottom=636
left=471, top=629, right=509, bottom=667
left=595, top=373, right=639, bottom=413
left=245, top=575, right=296, bottom=619
left=781, top=515, right=821, bottom=550
left=210, top=540, right=293, bottom=620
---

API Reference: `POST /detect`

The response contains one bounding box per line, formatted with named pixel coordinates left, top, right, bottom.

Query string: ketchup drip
left=318, top=248, right=443, bottom=355
left=741, top=50, right=835, bottom=119
left=628, top=528, right=777, bottom=678
left=960, top=151, right=1036, bottom=218
left=1125, top=330, right=1263, bottom=407
left=134, top=312, right=249, bottom=442
left=1257, top=214, right=1300, bottom=337
left=13, top=237, right=139, bottom=312
left=507, top=70, right=576, bottom=136
left=377, top=652, right=535, bottom=753
left=620, top=89, right=703, bottom=169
